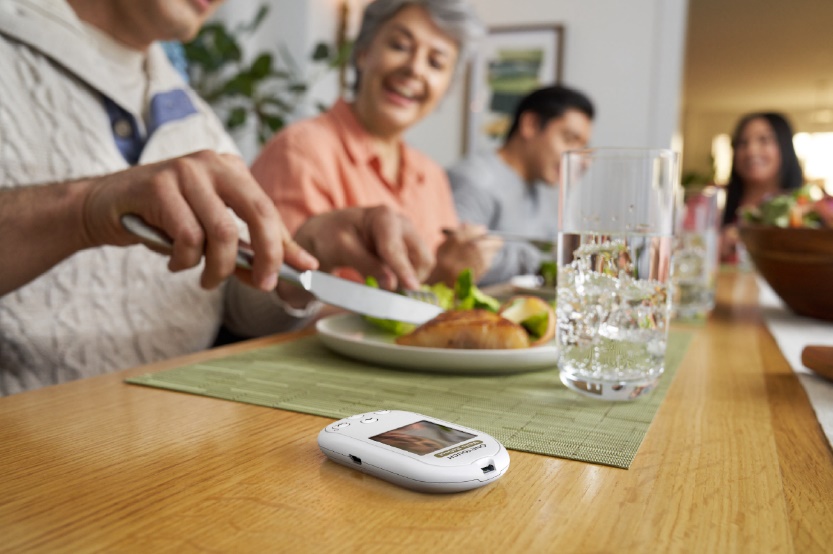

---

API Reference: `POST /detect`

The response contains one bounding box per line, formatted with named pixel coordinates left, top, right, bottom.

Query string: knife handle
left=278, top=265, right=301, bottom=285
left=121, top=213, right=313, bottom=290
left=802, top=345, right=833, bottom=382
left=122, top=213, right=253, bottom=271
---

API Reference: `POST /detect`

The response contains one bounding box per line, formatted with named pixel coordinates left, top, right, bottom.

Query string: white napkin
left=757, top=277, right=833, bottom=448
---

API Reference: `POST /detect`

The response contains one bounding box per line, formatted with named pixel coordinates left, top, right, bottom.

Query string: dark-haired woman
left=720, top=112, right=803, bottom=263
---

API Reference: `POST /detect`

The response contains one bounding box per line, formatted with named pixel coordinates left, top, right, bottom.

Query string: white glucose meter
left=317, top=410, right=510, bottom=493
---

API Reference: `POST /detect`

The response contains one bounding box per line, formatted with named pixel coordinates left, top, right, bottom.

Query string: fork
left=400, top=288, right=442, bottom=306
left=441, top=228, right=555, bottom=252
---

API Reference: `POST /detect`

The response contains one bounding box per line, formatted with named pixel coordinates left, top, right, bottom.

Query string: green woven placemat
left=127, top=331, right=691, bottom=468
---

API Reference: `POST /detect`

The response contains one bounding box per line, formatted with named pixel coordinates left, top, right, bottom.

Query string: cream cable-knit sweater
left=0, top=0, right=305, bottom=395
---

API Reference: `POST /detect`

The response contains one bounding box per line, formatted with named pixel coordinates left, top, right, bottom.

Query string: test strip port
left=349, top=455, right=362, bottom=465
left=481, top=464, right=495, bottom=474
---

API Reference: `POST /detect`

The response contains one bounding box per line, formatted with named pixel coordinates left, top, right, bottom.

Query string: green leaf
left=211, top=28, right=242, bottom=65
left=262, top=114, right=285, bottom=132
left=311, top=42, right=331, bottom=61
left=241, top=4, right=269, bottom=33
left=361, top=276, right=418, bottom=336
left=182, top=41, right=213, bottom=68
left=454, top=269, right=500, bottom=312
left=423, top=282, right=455, bottom=310
left=226, top=107, right=247, bottom=129
left=520, top=312, right=549, bottom=339
left=537, top=261, right=557, bottom=287
left=221, top=74, right=254, bottom=97
left=363, top=316, right=417, bottom=336
left=454, top=269, right=474, bottom=301
left=250, top=53, right=272, bottom=79
left=184, top=26, right=237, bottom=73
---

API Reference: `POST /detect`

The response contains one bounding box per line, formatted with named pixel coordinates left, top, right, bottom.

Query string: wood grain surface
left=1, top=271, right=831, bottom=553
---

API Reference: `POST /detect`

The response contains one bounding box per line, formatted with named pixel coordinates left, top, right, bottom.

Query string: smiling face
left=733, top=117, right=783, bottom=189
left=352, top=4, right=458, bottom=140
left=70, top=0, right=223, bottom=50
left=522, top=109, right=593, bottom=186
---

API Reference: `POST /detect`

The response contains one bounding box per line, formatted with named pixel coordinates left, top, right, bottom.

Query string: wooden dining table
left=1, top=270, right=832, bottom=553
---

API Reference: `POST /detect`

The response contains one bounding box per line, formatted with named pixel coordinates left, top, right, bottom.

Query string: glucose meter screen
left=370, top=420, right=475, bottom=455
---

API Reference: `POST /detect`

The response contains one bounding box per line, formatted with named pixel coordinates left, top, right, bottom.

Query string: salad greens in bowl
left=739, top=185, right=833, bottom=322
left=740, top=184, right=833, bottom=228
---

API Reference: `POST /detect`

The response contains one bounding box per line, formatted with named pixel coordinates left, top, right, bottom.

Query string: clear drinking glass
left=671, top=187, right=722, bottom=320
left=557, top=148, right=679, bottom=401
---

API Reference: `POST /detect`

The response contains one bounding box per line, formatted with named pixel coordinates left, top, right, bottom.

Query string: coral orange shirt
left=250, top=99, right=458, bottom=252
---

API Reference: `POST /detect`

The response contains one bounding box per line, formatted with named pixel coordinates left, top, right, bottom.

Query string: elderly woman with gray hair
left=251, top=0, right=501, bottom=287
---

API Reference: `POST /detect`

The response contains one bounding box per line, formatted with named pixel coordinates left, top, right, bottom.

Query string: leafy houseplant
left=183, top=5, right=350, bottom=145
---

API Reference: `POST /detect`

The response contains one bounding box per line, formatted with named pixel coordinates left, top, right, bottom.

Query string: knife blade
left=280, top=266, right=443, bottom=324
left=121, top=214, right=443, bottom=324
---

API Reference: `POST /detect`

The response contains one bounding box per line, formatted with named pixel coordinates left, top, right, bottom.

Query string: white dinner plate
left=316, top=313, right=559, bottom=374
left=509, top=275, right=556, bottom=300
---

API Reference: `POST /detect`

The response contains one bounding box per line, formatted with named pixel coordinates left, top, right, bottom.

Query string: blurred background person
left=251, top=0, right=501, bottom=286
left=719, top=112, right=803, bottom=263
left=447, top=85, right=594, bottom=285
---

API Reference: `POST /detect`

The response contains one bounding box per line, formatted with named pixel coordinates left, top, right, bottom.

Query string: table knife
left=121, top=214, right=444, bottom=325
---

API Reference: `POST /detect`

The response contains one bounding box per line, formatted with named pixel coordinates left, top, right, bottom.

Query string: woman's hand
left=292, top=205, right=434, bottom=290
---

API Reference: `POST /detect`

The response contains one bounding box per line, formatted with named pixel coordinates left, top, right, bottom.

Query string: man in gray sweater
left=447, top=85, right=594, bottom=285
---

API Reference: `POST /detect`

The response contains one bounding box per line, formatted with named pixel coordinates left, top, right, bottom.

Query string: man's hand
left=82, top=150, right=318, bottom=291
left=429, top=223, right=503, bottom=286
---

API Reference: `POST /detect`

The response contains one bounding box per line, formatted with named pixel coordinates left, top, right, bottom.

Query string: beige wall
left=681, top=108, right=831, bottom=183
left=681, top=110, right=737, bottom=183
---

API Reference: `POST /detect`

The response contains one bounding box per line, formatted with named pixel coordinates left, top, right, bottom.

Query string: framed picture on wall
left=463, top=25, right=564, bottom=155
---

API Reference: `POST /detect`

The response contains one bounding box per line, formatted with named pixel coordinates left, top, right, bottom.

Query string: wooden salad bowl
left=739, top=225, right=833, bottom=322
